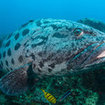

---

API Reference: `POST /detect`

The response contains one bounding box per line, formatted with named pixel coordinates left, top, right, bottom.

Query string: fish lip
left=81, top=59, right=105, bottom=71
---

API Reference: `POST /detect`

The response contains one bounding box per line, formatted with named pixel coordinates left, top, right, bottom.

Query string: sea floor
left=0, top=67, right=105, bottom=105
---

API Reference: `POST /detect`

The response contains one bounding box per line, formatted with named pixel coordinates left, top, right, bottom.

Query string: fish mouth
left=82, top=41, right=105, bottom=69
left=67, top=41, right=105, bottom=70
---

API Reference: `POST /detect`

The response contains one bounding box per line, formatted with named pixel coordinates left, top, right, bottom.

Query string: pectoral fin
left=0, top=64, right=34, bottom=96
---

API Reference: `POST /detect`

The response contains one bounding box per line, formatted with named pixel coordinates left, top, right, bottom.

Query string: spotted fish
left=0, top=19, right=105, bottom=96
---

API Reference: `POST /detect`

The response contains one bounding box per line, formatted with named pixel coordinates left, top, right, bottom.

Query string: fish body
left=0, top=19, right=105, bottom=95
left=41, top=89, right=56, bottom=104
left=59, top=90, right=71, bottom=102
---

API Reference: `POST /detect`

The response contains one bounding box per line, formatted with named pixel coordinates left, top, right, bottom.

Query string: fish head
left=62, top=21, right=105, bottom=71
left=25, top=19, right=105, bottom=75
left=43, top=20, right=105, bottom=73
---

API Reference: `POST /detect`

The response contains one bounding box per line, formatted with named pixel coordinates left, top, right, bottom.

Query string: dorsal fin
left=78, top=18, right=105, bottom=32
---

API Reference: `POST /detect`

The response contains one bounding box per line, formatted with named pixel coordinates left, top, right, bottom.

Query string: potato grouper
left=0, top=18, right=105, bottom=96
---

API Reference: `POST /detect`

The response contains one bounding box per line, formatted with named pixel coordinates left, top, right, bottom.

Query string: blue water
left=0, top=0, right=105, bottom=35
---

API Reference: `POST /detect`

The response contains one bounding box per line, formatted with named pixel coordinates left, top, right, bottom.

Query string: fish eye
left=73, top=28, right=83, bottom=36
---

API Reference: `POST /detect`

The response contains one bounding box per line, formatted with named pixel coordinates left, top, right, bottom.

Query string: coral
left=0, top=70, right=104, bottom=105
left=0, top=94, right=7, bottom=104
left=11, top=71, right=100, bottom=105
left=85, top=92, right=98, bottom=105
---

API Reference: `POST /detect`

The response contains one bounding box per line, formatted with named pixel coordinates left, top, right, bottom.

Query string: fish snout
left=81, top=41, right=105, bottom=69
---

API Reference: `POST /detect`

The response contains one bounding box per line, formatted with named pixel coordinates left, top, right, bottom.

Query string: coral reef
left=78, top=18, right=105, bottom=32
left=85, top=92, right=98, bottom=105
left=0, top=69, right=105, bottom=105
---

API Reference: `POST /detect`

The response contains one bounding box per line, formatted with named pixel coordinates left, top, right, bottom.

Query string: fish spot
left=31, top=44, right=36, bottom=48
left=7, top=48, right=11, bottom=56
left=5, top=40, right=11, bottom=47
left=30, top=53, right=35, bottom=60
left=49, top=63, right=55, bottom=68
left=61, top=69, right=65, bottom=72
left=5, top=60, right=8, bottom=66
left=38, top=68, right=42, bottom=72
left=0, top=40, right=3, bottom=48
left=26, top=49, right=29, bottom=53
left=1, top=61, right=3, bottom=67
left=71, top=43, right=75, bottom=47
left=21, top=23, right=29, bottom=28
left=11, top=58, right=15, bottom=64
left=7, top=33, right=12, bottom=40
left=51, top=24, right=59, bottom=30
left=48, top=68, right=52, bottom=72
left=53, top=32, right=68, bottom=38
left=22, top=29, right=30, bottom=36
left=36, top=20, right=41, bottom=26
left=66, top=27, right=72, bottom=31
left=31, top=39, right=44, bottom=48
left=38, top=52, right=43, bottom=57
left=43, top=20, right=50, bottom=24
left=15, top=33, right=19, bottom=40
left=3, top=51, right=6, bottom=58
left=67, top=64, right=72, bottom=70
left=0, top=63, right=2, bottom=69
left=15, top=43, right=21, bottom=50
left=18, top=55, right=23, bottom=63
left=10, top=68, right=13, bottom=70
left=6, top=68, right=9, bottom=71
left=21, top=20, right=33, bottom=28
left=29, top=20, right=34, bottom=22
left=33, top=64, right=36, bottom=68
left=39, top=62, right=44, bottom=68
left=23, top=41, right=28, bottom=46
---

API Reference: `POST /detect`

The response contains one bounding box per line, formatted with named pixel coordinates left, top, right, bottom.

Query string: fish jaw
left=68, top=41, right=105, bottom=71
left=82, top=42, right=105, bottom=68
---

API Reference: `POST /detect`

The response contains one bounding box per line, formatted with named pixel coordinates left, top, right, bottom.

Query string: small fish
left=41, top=89, right=56, bottom=104
left=59, top=90, right=71, bottom=102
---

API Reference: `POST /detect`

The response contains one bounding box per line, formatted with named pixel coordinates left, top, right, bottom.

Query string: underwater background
left=0, top=0, right=105, bottom=105
left=1, top=0, right=105, bottom=35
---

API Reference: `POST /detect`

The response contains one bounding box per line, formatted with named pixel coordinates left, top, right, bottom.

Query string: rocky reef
left=78, top=18, right=105, bottom=32
left=0, top=68, right=105, bottom=105
left=0, top=18, right=105, bottom=105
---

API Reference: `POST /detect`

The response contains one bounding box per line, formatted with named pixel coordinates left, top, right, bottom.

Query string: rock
left=78, top=18, right=105, bottom=32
